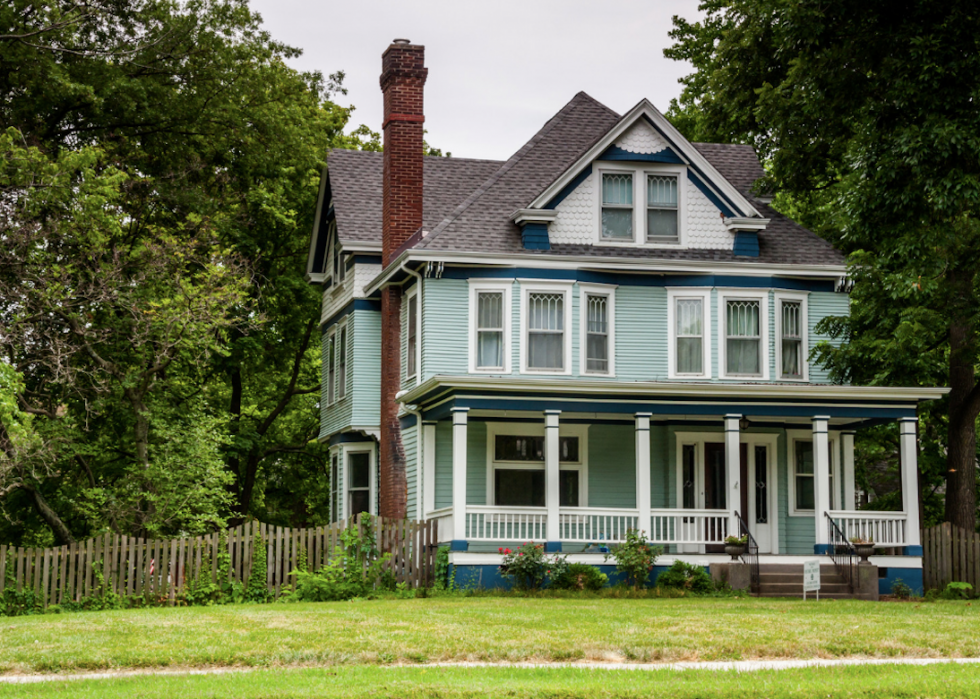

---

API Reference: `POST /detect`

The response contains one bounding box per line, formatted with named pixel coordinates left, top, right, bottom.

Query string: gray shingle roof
left=327, top=95, right=844, bottom=267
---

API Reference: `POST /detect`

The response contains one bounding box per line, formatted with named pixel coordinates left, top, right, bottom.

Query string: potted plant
left=724, top=535, right=747, bottom=561
left=850, top=536, right=875, bottom=562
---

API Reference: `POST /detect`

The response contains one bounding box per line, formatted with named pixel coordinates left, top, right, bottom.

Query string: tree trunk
left=26, top=485, right=75, bottom=545
left=238, top=450, right=261, bottom=517
left=945, top=318, right=978, bottom=530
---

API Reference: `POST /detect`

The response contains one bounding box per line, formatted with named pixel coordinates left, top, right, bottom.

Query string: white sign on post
left=803, top=559, right=821, bottom=600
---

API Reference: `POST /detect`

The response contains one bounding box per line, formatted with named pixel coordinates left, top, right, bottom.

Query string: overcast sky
left=247, top=0, right=703, bottom=161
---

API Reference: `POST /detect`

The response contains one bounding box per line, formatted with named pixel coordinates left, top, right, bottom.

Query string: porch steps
left=755, top=564, right=855, bottom=599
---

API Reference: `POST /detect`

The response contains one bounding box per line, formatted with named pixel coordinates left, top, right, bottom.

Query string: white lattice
left=614, top=121, right=668, bottom=154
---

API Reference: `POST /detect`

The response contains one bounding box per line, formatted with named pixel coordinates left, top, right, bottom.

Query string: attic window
left=332, top=236, right=346, bottom=283
left=601, top=173, right=633, bottom=240
left=646, top=175, right=678, bottom=243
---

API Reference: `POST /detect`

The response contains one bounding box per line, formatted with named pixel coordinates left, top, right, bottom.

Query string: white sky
left=248, top=0, right=703, bottom=161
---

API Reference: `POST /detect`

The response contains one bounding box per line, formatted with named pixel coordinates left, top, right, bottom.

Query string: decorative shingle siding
left=614, top=121, right=667, bottom=154
left=685, top=180, right=732, bottom=249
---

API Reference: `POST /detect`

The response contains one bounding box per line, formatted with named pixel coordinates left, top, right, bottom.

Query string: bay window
left=348, top=451, right=372, bottom=516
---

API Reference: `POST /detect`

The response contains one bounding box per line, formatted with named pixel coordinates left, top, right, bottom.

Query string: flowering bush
left=499, top=543, right=550, bottom=590
left=605, top=529, right=662, bottom=589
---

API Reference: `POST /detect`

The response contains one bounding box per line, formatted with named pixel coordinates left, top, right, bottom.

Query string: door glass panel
left=559, top=470, right=579, bottom=507
left=705, top=444, right=726, bottom=510
left=754, top=445, right=768, bottom=524
left=682, top=444, right=697, bottom=510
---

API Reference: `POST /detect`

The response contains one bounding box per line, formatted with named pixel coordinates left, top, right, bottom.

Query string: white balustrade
left=465, top=506, right=548, bottom=542
left=828, top=511, right=908, bottom=546
left=649, top=509, right=729, bottom=545
left=558, top=508, right=639, bottom=543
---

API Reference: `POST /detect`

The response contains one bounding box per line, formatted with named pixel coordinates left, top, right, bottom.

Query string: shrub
left=291, top=514, right=391, bottom=602
left=499, top=543, right=548, bottom=591
left=550, top=563, right=608, bottom=591
left=724, top=535, right=747, bottom=546
left=656, top=560, right=713, bottom=594
left=605, top=529, right=662, bottom=589
left=943, top=582, right=974, bottom=599
left=890, top=578, right=913, bottom=599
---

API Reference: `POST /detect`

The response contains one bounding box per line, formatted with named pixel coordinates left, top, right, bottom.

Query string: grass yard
left=2, top=664, right=980, bottom=699
left=0, top=597, right=977, bottom=674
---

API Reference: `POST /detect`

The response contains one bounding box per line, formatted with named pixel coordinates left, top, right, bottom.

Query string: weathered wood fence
left=0, top=514, right=436, bottom=608
left=922, top=523, right=980, bottom=592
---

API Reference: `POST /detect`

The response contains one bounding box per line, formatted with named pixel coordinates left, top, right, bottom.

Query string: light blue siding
left=320, top=309, right=381, bottom=440
left=588, top=424, right=636, bottom=508
left=467, top=421, right=488, bottom=505
left=808, top=292, right=849, bottom=383
left=403, top=423, right=418, bottom=520
left=434, top=420, right=453, bottom=509
left=422, top=278, right=468, bottom=381
left=650, top=424, right=670, bottom=508
left=616, top=287, right=667, bottom=380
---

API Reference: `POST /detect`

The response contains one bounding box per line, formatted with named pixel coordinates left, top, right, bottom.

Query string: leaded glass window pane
left=675, top=298, right=703, bottom=374
left=527, top=292, right=564, bottom=370
left=726, top=300, right=761, bottom=375
left=585, top=294, right=609, bottom=373
left=476, top=291, right=504, bottom=369
left=601, top=173, right=633, bottom=239
left=781, top=301, right=802, bottom=378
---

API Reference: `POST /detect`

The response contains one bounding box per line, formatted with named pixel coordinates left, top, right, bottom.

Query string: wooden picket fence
left=0, top=514, right=436, bottom=608
left=921, top=523, right=980, bottom=592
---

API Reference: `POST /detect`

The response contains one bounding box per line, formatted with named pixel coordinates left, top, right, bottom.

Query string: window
left=494, top=435, right=580, bottom=463
left=581, top=286, right=615, bottom=375
left=522, top=285, right=571, bottom=374
left=675, top=298, right=703, bottom=375
left=777, top=295, right=808, bottom=380
left=326, top=332, right=335, bottom=404
left=668, top=289, right=710, bottom=379
left=601, top=173, right=633, bottom=240
left=476, top=291, right=504, bottom=370
left=330, top=453, right=340, bottom=522
left=336, top=324, right=347, bottom=399
left=646, top=175, right=678, bottom=243
left=794, top=441, right=815, bottom=511
left=487, top=425, right=587, bottom=508
left=348, top=451, right=371, bottom=516
left=725, top=299, right=762, bottom=376
left=754, top=445, right=769, bottom=525
left=406, top=292, right=418, bottom=378
left=469, top=282, right=511, bottom=374
left=332, top=235, right=345, bottom=283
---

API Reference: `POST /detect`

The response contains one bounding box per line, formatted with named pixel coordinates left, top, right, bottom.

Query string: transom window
left=646, top=175, right=678, bottom=243
left=601, top=173, right=633, bottom=240
left=725, top=299, right=762, bottom=376
left=526, top=291, right=566, bottom=372
left=585, top=294, right=609, bottom=373
left=780, top=299, right=804, bottom=379
left=476, top=291, right=505, bottom=370
left=491, top=432, right=584, bottom=508
left=675, top=298, right=704, bottom=375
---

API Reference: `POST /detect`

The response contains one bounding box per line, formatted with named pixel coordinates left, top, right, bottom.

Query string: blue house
left=305, top=40, right=945, bottom=594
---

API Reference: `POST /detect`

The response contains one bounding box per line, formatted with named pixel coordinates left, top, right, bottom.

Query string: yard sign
left=803, top=559, right=821, bottom=600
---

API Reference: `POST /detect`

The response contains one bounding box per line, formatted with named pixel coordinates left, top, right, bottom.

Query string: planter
left=854, top=545, right=875, bottom=562
left=724, top=544, right=746, bottom=561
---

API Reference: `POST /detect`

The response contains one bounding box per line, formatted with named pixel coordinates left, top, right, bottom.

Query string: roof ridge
left=418, top=93, right=618, bottom=246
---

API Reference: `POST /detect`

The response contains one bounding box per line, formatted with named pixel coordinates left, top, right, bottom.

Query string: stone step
left=758, top=582, right=853, bottom=594
left=758, top=573, right=848, bottom=584
left=756, top=591, right=855, bottom=599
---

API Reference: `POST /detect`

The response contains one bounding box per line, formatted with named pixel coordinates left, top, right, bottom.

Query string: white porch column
left=635, top=413, right=652, bottom=535
left=451, top=408, right=469, bottom=545
left=812, top=416, right=831, bottom=551
left=899, top=417, right=922, bottom=549
left=545, top=410, right=561, bottom=545
left=724, top=414, right=741, bottom=537
left=841, top=431, right=856, bottom=512
left=422, top=421, right=437, bottom=517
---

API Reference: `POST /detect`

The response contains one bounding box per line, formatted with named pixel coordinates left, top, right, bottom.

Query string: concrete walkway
left=1, top=657, right=978, bottom=684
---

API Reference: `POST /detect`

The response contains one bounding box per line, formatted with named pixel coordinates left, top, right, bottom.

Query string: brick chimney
left=378, top=39, right=426, bottom=519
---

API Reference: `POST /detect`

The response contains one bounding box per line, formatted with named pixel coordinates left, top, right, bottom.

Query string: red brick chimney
left=378, top=39, right=426, bottom=519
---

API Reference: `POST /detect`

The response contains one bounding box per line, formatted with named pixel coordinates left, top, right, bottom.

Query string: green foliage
left=891, top=579, right=914, bottom=600
left=656, top=561, right=714, bottom=594
left=605, top=529, right=662, bottom=589
left=498, top=543, right=549, bottom=591
left=291, top=515, right=392, bottom=602
left=548, top=563, right=608, bottom=592
left=244, top=531, right=271, bottom=603
left=434, top=545, right=452, bottom=590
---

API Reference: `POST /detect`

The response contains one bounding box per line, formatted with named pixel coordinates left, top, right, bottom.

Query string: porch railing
left=649, top=509, right=729, bottom=545
left=465, top=506, right=547, bottom=542
left=827, top=510, right=908, bottom=547
left=559, top=508, right=638, bottom=543
left=826, top=512, right=856, bottom=593
left=735, top=510, right=760, bottom=594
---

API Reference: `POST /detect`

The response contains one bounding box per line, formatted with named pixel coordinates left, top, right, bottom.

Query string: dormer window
left=332, top=235, right=346, bottom=283
left=646, top=175, right=678, bottom=243
left=601, top=173, right=633, bottom=240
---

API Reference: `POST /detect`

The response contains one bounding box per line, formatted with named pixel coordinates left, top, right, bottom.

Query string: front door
left=747, top=444, right=773, bottom=553
left=703, top=443, right=748, bottom=552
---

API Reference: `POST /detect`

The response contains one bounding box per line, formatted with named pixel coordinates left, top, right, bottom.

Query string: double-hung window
left=668, top=289, right=710, bottom=379
left=601, top=173, right=633, bottom=240
left=330, top=452, right=340, bottom=522
left=580, top=285, right=615, bottom=375
left=523, top=286, right=571, bottom=373
left=469, top=282, right=510, bottom=373
left=488, top=425, right=587, bottom=508
left=332, top=235, right=345, bottom=283
left=789, top=434, right=838, bottom=515
left=326, top=332, right=336, bottom=404
left=406, top=291, right=418, bottom=379
left=776, top=294, right=808, bottom=380
left=720, top=292, right=768, bottom=379
left=347, top=451, right=372, bottom=516
left=646, top=175, right=679, bottom=243
left=336, top=324, right=347, bottom=399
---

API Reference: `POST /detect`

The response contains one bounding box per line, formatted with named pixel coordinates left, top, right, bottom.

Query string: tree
left=666, top=0, right=980, bottom=529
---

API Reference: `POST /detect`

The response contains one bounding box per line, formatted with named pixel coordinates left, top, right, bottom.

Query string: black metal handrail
left=734, top=511, right=760, bottom=595
left=825, top=512, right=856, bottom=593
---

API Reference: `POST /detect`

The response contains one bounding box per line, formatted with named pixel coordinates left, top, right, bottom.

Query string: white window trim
left=594, top=161, right=687, bottom=248
left=485, top=422, right=589, bottom=507
left=404, top=285, right=420, bottom=383
left=326, top=326, right=336, bottom=406
left=519, top=281, right=573, bottom=376
left=468, top=280, right=512, bottom=374
left=329, top=448, right=342, bottom=523
left=667, top=288, right=712, bottom=380
left=673, top=431, right=779, bottom=546
left=787, top=429, right=839, bottom=516
left=578, top=283, right=617, bottom=377
left=718, top=289, right=770, bottom=380
left=775, top=291, right=809, bottom=382
left=336, top=320, right=348, bottom=400
left=327, top=318, right=348, bottom=405
left=342, top=442, right=377, bottom=518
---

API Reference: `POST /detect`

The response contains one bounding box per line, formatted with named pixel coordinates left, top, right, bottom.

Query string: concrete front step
left=759, top=583, right=853, bottom=595
left=759, top=573, right=849, bottom=584
left=757, top=591, right=855, bottom=599
left=753, top=562, right=857, bottom=598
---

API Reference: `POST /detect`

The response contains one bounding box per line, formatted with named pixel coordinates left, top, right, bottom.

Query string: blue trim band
left=521, top=222, right=551, bottom=250
left=351, top=254, right=383, bottom=266
left=544, top=165, right=593, bottom=210
left=688, top=170, right=738, bottom=218
left=321, top=298, right=381, bottom=331
left=733, top=231, right=760, bottom=257
left=450, top=540, right=469, bottom=552
left=399, top=414, right=418, bottom=429
left=814, top=544, right=834, bottom=554
left=328, top=432, right=376, bottom=446
left=903, top=545, right=924, bottom=556
left=544, top=542, right=562, bottom=553
left=597, top=145, right=685, bottom=163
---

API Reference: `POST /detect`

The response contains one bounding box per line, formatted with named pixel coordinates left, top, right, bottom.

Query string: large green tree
left=666, top=0, right=980, bottom=529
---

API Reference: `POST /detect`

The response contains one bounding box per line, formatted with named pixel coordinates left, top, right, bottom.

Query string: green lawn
left=0, top=597, right=977, bottom=674
left=2, top=664, right=980, bottom=699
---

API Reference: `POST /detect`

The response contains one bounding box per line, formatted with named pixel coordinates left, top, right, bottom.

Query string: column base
left=544, top=541, right=562, bottom=553
left=450, top=539, right=469, bottom=552
left=814, top=544, right=833, bottom=555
